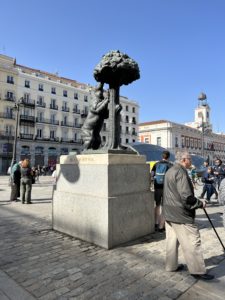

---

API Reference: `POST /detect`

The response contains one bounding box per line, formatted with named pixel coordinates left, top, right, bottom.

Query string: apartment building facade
left=139, top=98, right=225, bottom=164
left=0, top=54, right=139, bottom=173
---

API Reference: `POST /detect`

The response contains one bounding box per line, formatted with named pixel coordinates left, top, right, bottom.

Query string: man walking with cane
left=162, top=151, right=214, bottom=280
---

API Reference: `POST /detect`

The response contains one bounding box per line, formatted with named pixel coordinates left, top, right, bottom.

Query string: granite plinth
left=52, top=154, right=154, bottom=249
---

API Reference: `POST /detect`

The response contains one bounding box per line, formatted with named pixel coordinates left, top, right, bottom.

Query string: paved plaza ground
left=0, top=175, right=225, bottom=299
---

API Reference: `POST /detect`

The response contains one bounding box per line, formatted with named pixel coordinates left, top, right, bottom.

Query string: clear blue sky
left=1, top=0, right=225, bottom=132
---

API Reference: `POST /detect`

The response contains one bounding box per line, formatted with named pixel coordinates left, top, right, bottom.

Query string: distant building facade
left=138, top=97, right=225, bottom=164
left=0, top=54, right=139, bottom=173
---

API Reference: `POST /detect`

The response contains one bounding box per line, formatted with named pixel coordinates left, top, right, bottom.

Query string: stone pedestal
left=52, top=154, right=154, bottom=249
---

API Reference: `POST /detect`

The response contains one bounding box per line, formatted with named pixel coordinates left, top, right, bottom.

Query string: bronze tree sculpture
left=82, top=50, right=140, bottom=151
left=94, top=50, right=140, bottom=150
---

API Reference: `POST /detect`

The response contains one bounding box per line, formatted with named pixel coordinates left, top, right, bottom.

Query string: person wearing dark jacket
left=10, top=161, right=22, bottom=201
left=162, top=151, right=214, bottom=280
left=213, top=158, right=225, bottom=190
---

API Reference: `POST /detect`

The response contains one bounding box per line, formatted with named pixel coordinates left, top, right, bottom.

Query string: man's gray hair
left=175, top=151, right=191, bottom=162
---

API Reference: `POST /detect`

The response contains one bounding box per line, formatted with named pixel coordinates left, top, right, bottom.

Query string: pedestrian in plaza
left=218, top=178, right=225, bottom=229
left=162, top=151, right=214, bottom=280
left=201, top=166, right=217, bottom=202
left=10, top=160, right=22, bottom=202
left=20, top=159, right=33, bottom=204
left=151, top=150, right=173, bottom=232
left=213, top=158, right=225, bottom=191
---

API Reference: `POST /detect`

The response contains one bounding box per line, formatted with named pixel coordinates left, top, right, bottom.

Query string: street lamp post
left=201, top=116, right=205, bottom=158
left=10, top=97, right=23, bottom=170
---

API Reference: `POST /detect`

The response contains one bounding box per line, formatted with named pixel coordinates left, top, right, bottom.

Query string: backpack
left=155, top=162, right=170, bottom=185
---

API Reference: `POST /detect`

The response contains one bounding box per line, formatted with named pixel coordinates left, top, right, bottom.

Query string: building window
left=37, top=96, right=44, bottom=105
left=175, top=137, right=179, bottom=147
left=50, top=114, right=55, bottom=123
left=156, top=137, right=161, bottom=146
left=126, top=138, right=129, bottom=144
left=125, top=116, right=129, bottom=123
left=102, top=136, right=106, bottom=142
left=84, top=95, right=88, bottom=102
left=132, top=117, right=136, bottom=124
left=126, top=126, right=129, bottom=134
left=5, top=125, right=13, bottom=135
left=6, top=91, right=14, bottom=100
left=103, top=123, right=107, bottom=131
left=25, top=80, right=30, bottom=88
left=132, top=107, right=135, bottom=113
left=126, top=105, right=129, bottom=112
left=194, top=139, right=198, bottom=149
left=74, top=93, right=78, bottom=99
left=37, top=112, right=43, bottom=121
left=24, top=93, right=30, bottom=101
left=63, top=115, right=67, bottom=124
left=63, top=90, right=67, bottom=97
left=38, top=84, right=44, bottom=91
left=37, top=129, right=42, bottom=138
left=181, top=136, right=185, bottom=148
left=51, top=87, right=56, bottom=94
left=50, top=130, right=55, bottom=139
left=7, top=75, right=14, bottom=84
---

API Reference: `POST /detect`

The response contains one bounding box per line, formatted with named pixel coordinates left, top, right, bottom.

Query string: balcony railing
left=36, top=101, right=46, bottom=108
left=73, top=108, right=80, bottom=114
left=73, top=123, right=82, bottom=128
left=20, top=115, right=35, bottom=122
left=20, top=133, right=34, bottom=140
left=81, top=110, right=88, bottom=118
left=35, top=136, right=59, bottom=142
left=0, top=113, right=15, bottom=120
left=36, top=117, right=59, bottom=125
left=21, top=99, right=35, bottom=107
left=50, top=104, right=58, bottom=110
left=62, top=107, right=70, bottom=112
left=61, top=138, right=82, bottom=144
left=0, top=131, right=15, bottom=140
left=4, top=95, right=16, bottom=102
left=61, top=121, right=74, bottom=127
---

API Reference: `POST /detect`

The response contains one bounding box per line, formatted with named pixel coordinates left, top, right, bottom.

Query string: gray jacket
left=163, top=163, right=203, bottom=224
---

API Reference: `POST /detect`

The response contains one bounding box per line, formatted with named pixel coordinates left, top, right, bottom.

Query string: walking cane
left=203, top=208, right=225, bottom=252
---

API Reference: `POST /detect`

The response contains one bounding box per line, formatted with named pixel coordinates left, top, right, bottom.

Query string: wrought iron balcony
left=50, top=104, right=58, bottom=110
left=36, top=101, right=46, bottom=108
left=4, top=94, right=16, bottom=102
left=61, top=121, right=74, bottom=127
left=0, top=131, right=14, bottom=140
left=62, top=106, right=70, bottom=112
left=73, top=108, right=80, bottom=114
left=81, top=110, right=88, bottom=118
left=21, top=99, right=35, bottom=107
left=0, top=112, right=15, bottom=120
left=20, top=133, right=34, bottom=140
left=20, top=115, right=35, bottom=122
left=73, top=123, right=82, bottom=128
left=36, top=117, right=59, bottom=125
